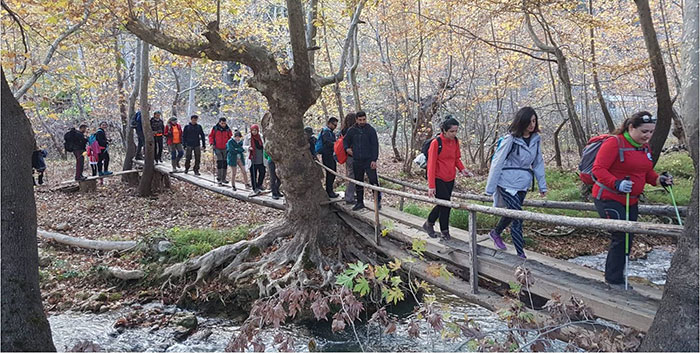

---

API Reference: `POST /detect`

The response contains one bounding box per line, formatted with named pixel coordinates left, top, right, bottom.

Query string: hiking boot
left=422, top=221, right=438, bottom=238
left=440, top=230, right=451, bottom=241
left=232, top=184, right=237, bottom=191
left=272, top=194, right=281, bottom=200
left=489, top=229, right=507, bottom=250
left=38, top=174, right=44, bottom=185
left=222, top=179, right=230, bottom=184
left=194, top=170, right=200, bottom=176
left=352, top=203, right=365, bottom=211
left=327, top=191, right=339, bottom=198
left=184, top=168, right=189, bottom=174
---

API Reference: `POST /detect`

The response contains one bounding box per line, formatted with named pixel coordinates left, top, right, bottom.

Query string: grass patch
left=165, top=225, right=254, bottom=262
left=655, top=152, right=695, bottom=179
left=403, top=202, right=499, bottom=230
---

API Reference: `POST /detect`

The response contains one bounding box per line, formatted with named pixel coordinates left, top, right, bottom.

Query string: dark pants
left=594, top=199, right=639, bottom=284
left=322, top=153, right=336, bottom=195
left=97, top=151, right=110, bottom=173
left=353, top=159, right=380, bottom=205
left=73, top=150, right=85, bottom=179
left=136, top=130, right=145, bottom=158
left=250, top=163, right=266, bottom=190
left=154, top=135, right=164, bottom=162
left=494, top=187, right=527, bottom=256
left=185, top=146, right=201, bottom=172
left=268, top=160, right=282, bottom=197
left=428, top=179, right=455, bottom=231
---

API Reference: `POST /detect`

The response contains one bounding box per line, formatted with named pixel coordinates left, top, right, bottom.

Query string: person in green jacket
left=226, top=131, right=248, bottom=190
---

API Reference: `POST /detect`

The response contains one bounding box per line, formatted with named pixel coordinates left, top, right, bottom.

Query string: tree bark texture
left=640, top=1, right=699, bottom=349
left=137, top=42, right=155, bottom=196
left=122, top=40, right=142, bottom=183
left=634, top=0, right=675, bottom=164
left=1, top=69, right=56, bottom=351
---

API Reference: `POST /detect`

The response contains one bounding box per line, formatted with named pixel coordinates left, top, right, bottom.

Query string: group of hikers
left=62, top=107, right=675, bottom=290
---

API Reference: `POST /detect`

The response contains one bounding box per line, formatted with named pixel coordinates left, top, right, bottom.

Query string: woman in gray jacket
left=485, top=107, right=547, bottom=259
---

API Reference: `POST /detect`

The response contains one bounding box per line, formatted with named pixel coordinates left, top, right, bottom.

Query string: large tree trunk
left=114, top=35, right=128, bottom=149
left=1, top=69, right=56, bottom=352
left=137, top=42, right=155, bottom=196
left=589, top=0, right=615, bottom=133
left=122, top=40, right=141, bottom=184
left=640, top=1, right=699, bottom=350
left=634, top=0, right=675, bottom=164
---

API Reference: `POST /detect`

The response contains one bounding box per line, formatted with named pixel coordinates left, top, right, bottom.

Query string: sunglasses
left=639, top=114, right=657, bottom=123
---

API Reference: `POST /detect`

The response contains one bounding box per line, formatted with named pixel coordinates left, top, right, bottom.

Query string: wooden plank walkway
left=59, top=169, right=140, bottom=184
left=132, top=160, right=663, bottom=331
left=337, top=201, right=661, bottom=331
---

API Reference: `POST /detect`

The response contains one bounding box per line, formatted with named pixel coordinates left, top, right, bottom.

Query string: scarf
left=249, top=124, right=264, bottom=160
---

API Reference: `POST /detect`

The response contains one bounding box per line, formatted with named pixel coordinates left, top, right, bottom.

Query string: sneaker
left=489, top=229, right=507, bottom=250
left=98, top=171, right=105, bottom=176
left=352, top=203, right=365, bottom=211
left=518, top=253, right=527, bottom=259
left=272, top=194, right=280, bottom=200
left=422, top=221, right=438, bottom=238
left=194, top=171, right=201, bottom=176
left=327, top=192, right=339, bottom=198
left=222, top=180, right=230, bottom=184
left=232, top=184, right=237, bottom=191
left=184, top=169, right=189, bottom=174
left=440, top=230, right=451, bottom=241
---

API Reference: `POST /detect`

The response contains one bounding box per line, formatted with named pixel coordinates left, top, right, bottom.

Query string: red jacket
left=164, top=123, right=182, bottom=145
left=592, top=134, right=658, bottom=205
left=427, top=133, right=465, bottom=189
left=209, top=125, right=232, bottom=150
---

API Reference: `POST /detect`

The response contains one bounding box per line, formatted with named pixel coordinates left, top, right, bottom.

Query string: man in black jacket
left=182, top=115, right=206, bottom=175
left=150, top=111, right=165, bottom=163
left=95, top=122, right=112, bottom=175
left=64, top=124, right=88, bottom=180
left=320, top=117, right=339, bottom=198
left=343, top=111, right=380, bottom=210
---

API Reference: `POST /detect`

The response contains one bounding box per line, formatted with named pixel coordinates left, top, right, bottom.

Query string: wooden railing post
left=469, top=210, right=478, bottom=294
left=373, top=190, right=380, bottom=245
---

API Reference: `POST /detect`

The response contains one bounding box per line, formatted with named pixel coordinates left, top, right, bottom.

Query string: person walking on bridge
left=165, top=117, right=185, bottom=171
left=320, top=117, right=339, bottom=198
left=150, top=111, right=165, bottom=164
left=210, top=117, right=233, bottom=185
left=422, top=117, right=472, bottom=240
left=486, top=107, right=548, bottom=259
left=182, top=114, right=206, bottom=175
left=343, top=111, right=380, bottom=211
left=592, top=111, right=673, bottom=289
left=226, top=130, right=248, bottom=190
left=340, top=113, right=357, bottom=205
left=244, top=123, right=266, bottom=194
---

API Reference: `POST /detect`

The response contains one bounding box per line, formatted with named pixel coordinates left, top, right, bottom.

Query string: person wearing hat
left=226, top=130, right=248, bottom=190
left=209, top=117, right=233, bottom=184
left=164, top=116, right=184, bottom=170
left=150, top=111, right=165, bottom=164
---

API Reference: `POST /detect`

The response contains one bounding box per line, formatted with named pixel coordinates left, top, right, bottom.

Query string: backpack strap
left=436, top=136, right=443, bottom=155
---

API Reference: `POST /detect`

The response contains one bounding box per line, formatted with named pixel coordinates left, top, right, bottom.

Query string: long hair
left=612, top=111, right=654, bottom=135
left=508, top=107, right=539, bottom=137
left=341, top=113, right=357, bottom=132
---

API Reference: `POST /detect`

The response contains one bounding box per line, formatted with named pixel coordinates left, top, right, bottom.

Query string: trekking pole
left=624, top=176, right=630, bottom=291
left=662, top=172, right=683, bottom=226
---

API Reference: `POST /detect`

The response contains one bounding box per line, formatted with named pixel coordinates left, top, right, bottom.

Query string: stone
left=99, top=305, right=109, bottom=313
left=38, top=250, right=52, bottom=267
left=174, top=313, right=198, bottom=330
left=190, top=328, right=213, bottom=341
left=156, top=240, right=173, bottom=253
left=55, top=222, right=71, bottom=231
left=173, top=326, right=194, bottom=342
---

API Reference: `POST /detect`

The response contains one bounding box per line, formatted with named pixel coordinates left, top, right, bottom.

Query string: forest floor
left=35, top=149, right=687, bottom=315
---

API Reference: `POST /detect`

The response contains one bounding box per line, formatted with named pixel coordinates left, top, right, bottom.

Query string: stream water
left=568, top=246, right=674, bottom=285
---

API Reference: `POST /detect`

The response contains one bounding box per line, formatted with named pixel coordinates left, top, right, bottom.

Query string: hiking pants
left=322, top=152, right=336, bottom=195
left=214, top=148, right=227, bottom=181
left=494, top=187, right=527, bottom=256
left=169, top=143, right=184, bottom=168
left=154, top=135, right=164, bottom=162
left=344, top=156, right=356, bottom=203
left=136, top=130, right=145, bottom=158
left=250, top=163, right=266, bottom=190
left=268, top=160, right=282, bottom=197
left=353, top=159, right=380, bottom=205
left=73, top=150, right=85, bottom=179
left=594, top=199, right=639, bottom=284
left=428, top=179, right=455, bottom=232
left=97, top=150, right=110, bottom=173
left=185, top=146, right=201, bottom=172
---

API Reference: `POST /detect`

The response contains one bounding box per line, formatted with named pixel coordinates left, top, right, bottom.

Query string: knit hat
left=169, top=117, right=177, bottom=122
left=304, top=126, right=313, bottom=135
left=234, top=130, right=242, bottom=138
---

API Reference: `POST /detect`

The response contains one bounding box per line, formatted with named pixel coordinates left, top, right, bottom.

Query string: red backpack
left=578, top=134, right=649, bottom=185
left=334, top=135, right=347, bottom=164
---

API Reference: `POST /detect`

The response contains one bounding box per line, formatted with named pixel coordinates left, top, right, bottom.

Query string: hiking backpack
left=334, top=135, right=347, bottom=164
left=578, top=134, right=649, bottom=185
left=415, top=135, right=458, bottom=169
left=314, top=128, right=327, bottom=154
left=64, top=130, right=74, bottom=152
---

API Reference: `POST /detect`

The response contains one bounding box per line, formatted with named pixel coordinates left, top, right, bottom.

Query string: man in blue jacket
left=343, top=111, right=380, bottom=210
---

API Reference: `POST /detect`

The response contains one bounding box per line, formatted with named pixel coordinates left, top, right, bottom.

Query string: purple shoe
left=518, top=253, right=527, bottom=259
left=489, top=230, right=507, bottom=250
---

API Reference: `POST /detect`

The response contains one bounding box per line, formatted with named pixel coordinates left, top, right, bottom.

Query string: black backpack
left=419, top=135, right=457, bottom=169
left=64, top=130, right=75, bottom=152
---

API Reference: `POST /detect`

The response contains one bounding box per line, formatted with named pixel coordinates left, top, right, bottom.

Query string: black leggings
left=250, top=163, right=266, bottom=190
left=154, top=135, right=163, bottom=161
left=428, top=179, right=454, bottom=231
left=97, top=151, right=110, bottom=173
left=594, top=198, right=639, bottom=284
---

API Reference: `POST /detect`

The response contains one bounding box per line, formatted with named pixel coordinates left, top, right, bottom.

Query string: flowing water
left=568, top=245, right=674, bottom=285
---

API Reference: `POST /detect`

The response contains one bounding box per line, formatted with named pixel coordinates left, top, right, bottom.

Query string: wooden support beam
left=59, top=169, right=140, bottom=185
left=469, top=210, right=478, bottom=294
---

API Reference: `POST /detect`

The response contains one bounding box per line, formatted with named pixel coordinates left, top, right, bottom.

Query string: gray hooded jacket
left=485, top=133, right=547, bottom=196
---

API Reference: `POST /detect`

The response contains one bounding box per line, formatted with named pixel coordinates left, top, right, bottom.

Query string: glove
left=660, top=172, right=674, bottom=187
left=615, top=179, right=634, bottom=193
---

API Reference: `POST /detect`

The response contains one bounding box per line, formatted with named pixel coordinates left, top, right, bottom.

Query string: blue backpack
left=314, top=127, right=328, bottom=154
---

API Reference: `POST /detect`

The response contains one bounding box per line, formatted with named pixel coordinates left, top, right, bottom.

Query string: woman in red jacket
left=592, top=111, right=673, bottom=289
left=422, top=117, right=472, bottom=240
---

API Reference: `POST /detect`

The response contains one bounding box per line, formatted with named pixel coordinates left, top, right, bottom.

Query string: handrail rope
left=315, top=161, right=683, bottom=237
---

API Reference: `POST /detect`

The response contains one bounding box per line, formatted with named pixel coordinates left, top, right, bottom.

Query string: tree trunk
left=553, top=119, right=567, bottom=168
left=114, top=35, right=129, bottom=149
left=634, top=0, right=675, bottom=164
left=640, top=1, right=699, bottom=349
left=122, top=40, right=141, bottom=183
left=137, top=42, right=155, bottom=196
left=348, top=26, right=362, bottom=112
left=1, top=69, right=56, bottom=352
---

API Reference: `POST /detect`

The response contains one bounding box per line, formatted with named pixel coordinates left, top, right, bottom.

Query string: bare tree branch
left=317, top=0, right=367, bottom=87
left=13, top=0, right=94, bottom=99
left=286, top=0, right=312, bottom=90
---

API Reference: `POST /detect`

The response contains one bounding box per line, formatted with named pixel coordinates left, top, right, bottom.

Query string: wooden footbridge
left=131, top=160, right=685, bottom=332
